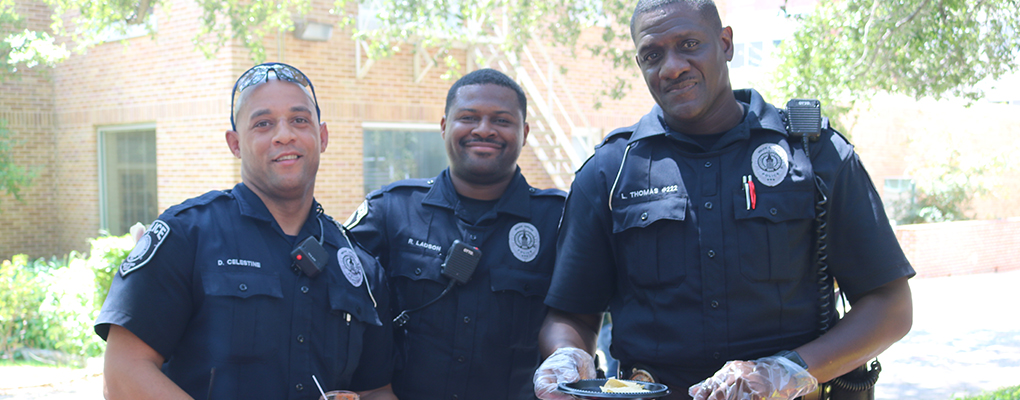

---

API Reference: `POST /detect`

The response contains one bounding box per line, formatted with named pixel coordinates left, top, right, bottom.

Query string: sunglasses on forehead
left=230, top=62, right=321, bottom=131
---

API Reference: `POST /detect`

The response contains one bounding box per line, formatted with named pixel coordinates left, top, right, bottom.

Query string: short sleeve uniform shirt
left=546, top=89, right=914, bottom=394
left=95, top=183, right=393, bottom=400
left=347, top=168, right=566, bottom=400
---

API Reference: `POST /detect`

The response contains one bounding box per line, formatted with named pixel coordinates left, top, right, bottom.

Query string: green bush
left=0, top=233, right=135, bottom=365
left=955, top=385, right=1020, bottom=400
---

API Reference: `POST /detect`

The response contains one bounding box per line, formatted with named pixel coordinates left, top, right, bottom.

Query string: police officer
left=95, top=63, right=397, bottom=400
left=345, top=68, right=566, bottom=399
left=534, top=1, right=915, bottom=399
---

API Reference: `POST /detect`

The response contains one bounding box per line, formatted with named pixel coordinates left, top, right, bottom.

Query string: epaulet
left=529, top=187, right=567, bottom=198
left=366, top=178, right=434, bottom=199
left=163, top=190, right=232, bottom=216
left=599, top=123, right=639, bottom=148
left=821, top=118, right=854, bottom=160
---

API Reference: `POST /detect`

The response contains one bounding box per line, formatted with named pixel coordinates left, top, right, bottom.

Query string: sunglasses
left=230, top=62, right=321, bottom=131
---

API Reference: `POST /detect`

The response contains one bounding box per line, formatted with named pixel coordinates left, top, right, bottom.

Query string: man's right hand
left=534, top=347, right=597, bottom=400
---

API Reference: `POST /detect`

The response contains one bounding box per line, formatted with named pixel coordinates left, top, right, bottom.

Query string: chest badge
left=751, top=143, right=790, bottom=187
left=119, top=220, right=170, bottom=277
left=509, top=222, right=540, bottom=263
left=337, top=247, right=364, bottom=287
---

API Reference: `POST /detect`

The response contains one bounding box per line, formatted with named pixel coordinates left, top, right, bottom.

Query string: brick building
left=0, top=0, right=655, bottom=259
left=3, top=0, right=1018, bottom=263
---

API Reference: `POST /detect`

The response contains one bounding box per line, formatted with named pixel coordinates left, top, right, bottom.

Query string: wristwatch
left=774, top=350, right=810, bottom=370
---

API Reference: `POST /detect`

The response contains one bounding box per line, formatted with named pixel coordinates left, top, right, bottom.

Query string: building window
left=883, top=177, right=916, bottom=225
left=362, top=123, right=447, bottom=194
left=99, top=125, right=157, bottom=236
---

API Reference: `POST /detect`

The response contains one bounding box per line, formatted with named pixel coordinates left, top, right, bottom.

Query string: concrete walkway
left=875, top=269, right=1020, bottom=399
left=1, top=271, right=1018, bottom=399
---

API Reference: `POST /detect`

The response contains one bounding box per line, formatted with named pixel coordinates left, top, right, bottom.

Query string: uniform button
left=707, top=250, right=716, bottom=258
left=238, top=283, right=248, bottom=291
left=711, top=300, right=719, bottom=308
left=297, top=335, right=304, bottom=343
left=640, top=212, right=648, bottom=220
left=296, top=383, right=304, bottom=391
left=463, top=316, right=471, bottom=324
left=415, top=268, right=422, bottom=275
left=713, top=352, right=721, bottom=360
left=427, top=179, right=435, bottom=185
left=470, top=234, right=477, bottom=240
left=301, top=286, right=309, bottom=294
left=770, top=208, right=778, bottom=215
left=452, top=395, right=459, bottom=400
left=529, top=187, right=536, bottom=192
left=458, top=356, right=466, bottom=362
left=704, top=161, right=712, bottom=168
left=704, top=202, right=713, bottom=210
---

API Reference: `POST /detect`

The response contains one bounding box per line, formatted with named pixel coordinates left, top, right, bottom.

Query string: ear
left=319, top=122, right=329, bottom=153
left=225, top=130, right=242, bottom=159
left=440, top=116, right=448, bottom=140
left=721, top=26, right=734, bottom=62
left=522, top=121, right=530, bottom=147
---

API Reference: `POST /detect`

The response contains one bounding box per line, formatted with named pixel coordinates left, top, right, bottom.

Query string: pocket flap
left=732, top=183, right=815, bottom=223
left=202, top=270, right=283, bottom=299
left=328, top=279, right=382, bottom=326
left=611, top=196, right=687, bottom=234
left=490, top=268, right=551, bottom=298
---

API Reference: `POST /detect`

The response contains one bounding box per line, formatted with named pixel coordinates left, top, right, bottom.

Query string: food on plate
left=600, top=378, right=650, bottom=393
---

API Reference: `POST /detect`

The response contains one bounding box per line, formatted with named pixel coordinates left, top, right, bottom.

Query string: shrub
left=0, top=232, right=135, bottom=365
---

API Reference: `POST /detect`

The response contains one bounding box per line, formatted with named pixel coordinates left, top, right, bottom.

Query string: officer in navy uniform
left=534, top=1, right=915, bottom=400
left=95, top=63, right=397, bottom=400
left=345, top=68, right=566, bottom=400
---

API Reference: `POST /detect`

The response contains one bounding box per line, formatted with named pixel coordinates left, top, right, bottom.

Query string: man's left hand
left=688, top=356, right=817, bottom=400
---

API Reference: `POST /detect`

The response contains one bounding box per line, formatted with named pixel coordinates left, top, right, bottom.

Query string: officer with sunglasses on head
left=95, top=63, right=398, bottom=400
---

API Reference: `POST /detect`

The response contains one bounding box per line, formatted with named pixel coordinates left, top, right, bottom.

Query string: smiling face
left=226, top=79, right=328, bottom=202
left=633, top=2, right=735, bottom=132
left=441, top=83, right=529, bottom=186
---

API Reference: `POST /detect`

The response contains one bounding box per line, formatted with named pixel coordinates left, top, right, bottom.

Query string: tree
left=0, top=119, right=35, bottom=208
left=3, top=0, right=638, bottom=106
left=766, top=0, right=1020, bottom=125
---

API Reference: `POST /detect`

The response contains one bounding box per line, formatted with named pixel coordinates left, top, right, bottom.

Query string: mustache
left=461, top=137, right=505, bottom=146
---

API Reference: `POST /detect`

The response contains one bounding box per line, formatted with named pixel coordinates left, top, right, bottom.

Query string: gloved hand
left=534, top=347, right=597, bottom=400
left=689, top=356, right=818, bottom=400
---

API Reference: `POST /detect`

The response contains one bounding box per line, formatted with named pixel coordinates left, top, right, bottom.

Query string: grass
left=955, top=386, right=1020, bottom=400
left=0, top=357, right=68, bottom=368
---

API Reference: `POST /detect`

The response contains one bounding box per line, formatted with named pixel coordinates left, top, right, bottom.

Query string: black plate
left=557, top=379, right=671, bottom=399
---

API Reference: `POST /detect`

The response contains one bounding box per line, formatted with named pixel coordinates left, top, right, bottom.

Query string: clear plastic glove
left=534, top=347, right=597, bottom=400
left=689, top=356, right=818, bottom=400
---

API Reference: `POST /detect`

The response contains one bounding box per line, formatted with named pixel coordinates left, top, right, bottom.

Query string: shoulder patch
left=119, top=220, right=171, bottom=277
left=343, top=200, right=369, bottom=229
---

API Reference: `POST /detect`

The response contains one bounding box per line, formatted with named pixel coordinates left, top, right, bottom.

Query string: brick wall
left=894, top=218, right=1020, bottom=278
left=0, top=1, right=59, bottom=258
left=1, top=0, right=655, bottom=259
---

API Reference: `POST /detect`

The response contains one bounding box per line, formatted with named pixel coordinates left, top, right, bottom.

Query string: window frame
left=97, top=123, right=158, bottom=235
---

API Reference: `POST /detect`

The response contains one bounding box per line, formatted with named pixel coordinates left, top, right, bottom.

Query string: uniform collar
left=628, top=88, right=788, bottom=146
left=232, top=183, right=338, bottom=246
left=422, top=167, right=533, bottom=219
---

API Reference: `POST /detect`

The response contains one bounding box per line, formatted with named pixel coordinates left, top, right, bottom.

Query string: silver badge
left=751, top=143, right=790, bottom=187
left=338, top=247, right=364, bottom=287
left=120, top=220, right=170, bottom=277
left=508, top=222, right=540, bottom=263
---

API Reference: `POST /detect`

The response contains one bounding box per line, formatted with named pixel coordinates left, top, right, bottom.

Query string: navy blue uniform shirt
left=546, top=89, right=914, bottom=398
left=95, top=183, right=393, bottom=399
left=346, top=168, right=566, bottom=400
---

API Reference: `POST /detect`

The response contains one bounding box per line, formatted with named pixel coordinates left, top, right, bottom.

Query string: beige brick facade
left=1, top=0, right=652, bottom=259
left=3, top=0, right=1017, bottom=265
